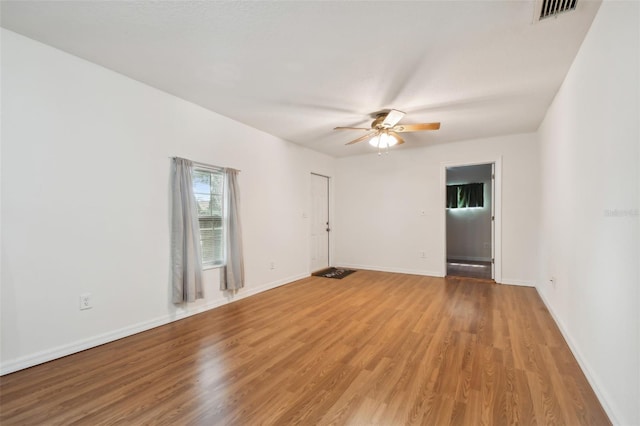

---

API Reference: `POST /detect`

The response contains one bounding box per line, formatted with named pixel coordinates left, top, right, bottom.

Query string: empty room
left=1, top=1, right=638, bottom=425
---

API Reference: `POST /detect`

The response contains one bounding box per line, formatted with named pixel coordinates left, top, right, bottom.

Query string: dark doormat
left=312, top=267, right=357, bottom=279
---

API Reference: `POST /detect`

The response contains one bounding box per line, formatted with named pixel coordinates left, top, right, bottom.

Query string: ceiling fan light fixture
left=337, top=109, right=439, bottom=147
left=368, top=132, right=398, bottom=148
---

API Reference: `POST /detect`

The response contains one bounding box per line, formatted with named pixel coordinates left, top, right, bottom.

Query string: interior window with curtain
left=192, top=168, right=225, bottom=267
left=446, top=182, right=484, bottom=208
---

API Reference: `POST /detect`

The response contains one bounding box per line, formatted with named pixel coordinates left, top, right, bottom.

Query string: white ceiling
left=1, top=0, right=600, bottom=157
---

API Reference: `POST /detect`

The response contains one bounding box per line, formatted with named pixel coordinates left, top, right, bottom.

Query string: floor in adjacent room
left=0, top=270, right=609, bottom=425
left=447, top=259, right=493, bottom=280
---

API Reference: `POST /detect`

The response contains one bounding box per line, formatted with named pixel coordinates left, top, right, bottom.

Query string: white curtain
left=171, top=158, right=204, bottom=303
left=221, top=168, right=245, bottom=291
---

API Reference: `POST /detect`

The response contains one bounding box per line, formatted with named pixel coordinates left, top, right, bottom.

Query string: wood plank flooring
left=0, top=271, right=610, bottom=425
left=447, top=260, right=493, bottom=280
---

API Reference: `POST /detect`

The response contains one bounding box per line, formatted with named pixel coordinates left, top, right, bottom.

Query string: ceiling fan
left=334, top=109, right=440, bottom=150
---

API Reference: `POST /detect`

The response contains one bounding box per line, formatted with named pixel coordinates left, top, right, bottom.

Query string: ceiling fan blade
left=389, top=132, right=405, bottom=145
left=392, top=122, right=441, bottom=132
left=382, top=109, right=405, bottom=128
left=345, top=131, right=377, bottom=145
left=334, top=126, right=372, bottom=131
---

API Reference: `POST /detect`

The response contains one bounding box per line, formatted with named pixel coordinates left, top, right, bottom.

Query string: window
left=447, top=183, right=484, bottom=209
left=192, top=168, right=224, bottom=267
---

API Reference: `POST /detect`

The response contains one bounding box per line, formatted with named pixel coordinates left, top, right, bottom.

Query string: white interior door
left=491, top=163, right=496, bottom=279
left=310, top=173, right=330, bottom=272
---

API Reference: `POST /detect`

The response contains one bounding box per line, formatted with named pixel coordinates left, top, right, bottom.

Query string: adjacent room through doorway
left=446, top=164, right=494, bottom=280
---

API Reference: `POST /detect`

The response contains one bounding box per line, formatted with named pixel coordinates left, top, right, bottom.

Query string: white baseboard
left=219, top=272, right=309, bottom=304
left=499, top=278, right=534, bottom=287
left=338, top=263, right=444, bottom=278
left=0, top=314, right=182, bottom=376
left=535, top=287, right=619, bottom=425
left=0, top=272, right=309, bottom=376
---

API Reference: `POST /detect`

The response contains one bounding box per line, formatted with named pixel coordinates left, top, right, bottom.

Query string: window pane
left=211, top=194, right=223, bottom=216
left=193, top=170, right=211, bottom=193
left=199, top=218, right=215, bottom=264
left=195, top=193, right=211, bottom=216
left=211, top=174, right=223, bottom=193
left=213, top=217, right=223, bottom=262
left=193, top=168, right=225, bottom=266
left=446, top=183, right=484, bottom=209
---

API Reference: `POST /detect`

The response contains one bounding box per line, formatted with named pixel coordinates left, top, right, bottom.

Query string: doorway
left=310, top=173, right=330, bottom=272
left=445, top=163, right=495, bottom=280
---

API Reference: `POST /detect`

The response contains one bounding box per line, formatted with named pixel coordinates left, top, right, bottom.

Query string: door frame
left=310, top=172, right=331, bottom=272
left=440, top=157, right=502, bottom=283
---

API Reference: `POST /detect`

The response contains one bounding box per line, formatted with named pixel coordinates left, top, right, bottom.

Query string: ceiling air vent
left=536, top=0, right=577, bottom=21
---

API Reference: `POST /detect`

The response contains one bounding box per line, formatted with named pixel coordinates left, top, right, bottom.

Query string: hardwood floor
left=447, top=260, right=493, bottom=280
left=0, top=271, right=609, bottom=425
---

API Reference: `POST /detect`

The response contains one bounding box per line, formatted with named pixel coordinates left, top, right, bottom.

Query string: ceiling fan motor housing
left=371, top=114, right=387, bottom=129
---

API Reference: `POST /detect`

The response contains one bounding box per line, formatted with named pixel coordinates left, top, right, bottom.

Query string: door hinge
left=491, top=216, right=495, bottom=220
left=492, top=258, right=495, bottom=264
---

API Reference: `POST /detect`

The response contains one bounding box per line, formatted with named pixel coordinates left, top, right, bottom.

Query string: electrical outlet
left=79, top=293, right=92, bottom=310
left=419, top=251, right=426, bottom=259
left=270, top=262, right=275, bottom=270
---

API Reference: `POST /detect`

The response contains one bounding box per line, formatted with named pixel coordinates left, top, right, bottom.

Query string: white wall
left=536, top=1, right=639, bottom=424
left=0, top=29, right=334, bottom=374
left=334, top=132, right=539, bottom=286
left=446, top=164, right=493, bottom=261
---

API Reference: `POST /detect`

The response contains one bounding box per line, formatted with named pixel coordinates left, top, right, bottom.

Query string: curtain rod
left=170, top=156, right=241, bottom=172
